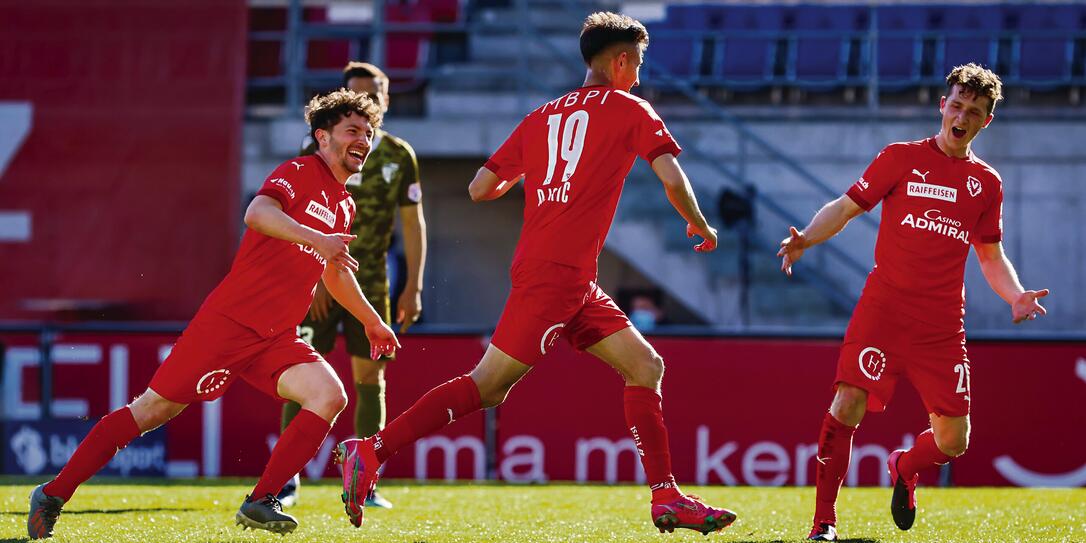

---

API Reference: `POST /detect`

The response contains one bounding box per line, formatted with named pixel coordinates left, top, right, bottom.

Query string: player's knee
left=830, top=384, right=867, bottom=426
left=936, top=432, right=969, bottom=457
left=629, top=353, right=664, bottom=388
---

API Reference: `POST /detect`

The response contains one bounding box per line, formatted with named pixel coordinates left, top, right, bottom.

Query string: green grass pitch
left=1, top=477, right=1083, bottom=542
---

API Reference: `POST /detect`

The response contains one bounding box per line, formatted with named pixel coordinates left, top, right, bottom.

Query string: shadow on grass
left=731, top=539, right=879, bottom=543
left=0, top=507, right=196, bottom=516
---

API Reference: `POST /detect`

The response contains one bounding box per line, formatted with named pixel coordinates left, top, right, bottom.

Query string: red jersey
left=201, top=155, right=355, bottom=337
left=485, top=85, right=681, bottom=273
left=846, top=137, right=1003, bottom=330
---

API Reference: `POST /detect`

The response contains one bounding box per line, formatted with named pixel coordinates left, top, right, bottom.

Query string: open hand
left=1011, top=289, right=1049, bottom=324
left=365, top=321, right=401, bottom=360
left=777, top=226, right=806, bottom=276
left=687, top=223, right=718, bottom=253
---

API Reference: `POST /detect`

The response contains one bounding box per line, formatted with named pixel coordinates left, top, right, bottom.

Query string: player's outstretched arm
left=322, top=266, right=401, bottom=359
left=468, top=167, right=521, bottom=202
left=650, top=154, right=717, bottom=252
left=777, top=195, right=864, bottom=276
left=244, top=195, right=359, bottom=272
left=973, top=242, right=1050, bottom=324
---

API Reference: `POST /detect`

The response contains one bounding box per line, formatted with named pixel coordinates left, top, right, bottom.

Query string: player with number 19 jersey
left=484, top=85, right=680, bottom=365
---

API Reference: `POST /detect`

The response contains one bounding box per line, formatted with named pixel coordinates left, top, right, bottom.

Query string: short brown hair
left=946, top=63, right=1003, bottom=114
left=342, top=61, right=388, bottom=90
left=304, top=88, right=383, bottom=141
left=579, top=12, right=648, bottom=65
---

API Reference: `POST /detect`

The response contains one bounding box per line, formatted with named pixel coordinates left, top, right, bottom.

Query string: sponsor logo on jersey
left=858, top=347, right=886, bottom=381
left=196, top=369, right=232, bottom=395
left=407, top=182, right=422, bottom=203
left=539, top=323, right=565, bottom=355
left=382, top=162, right=399, bottom=184
left=856, top=177, right=869, bottom=190
left=911, top=169, right=930, bottom=183
left=296, top=243, right=327, bottom=266
left=966, top=175, right=982, bottom=197
left=907, top=181, right=958, bottom=202
left=655, top=129, right=664, bottom=137
left=305, top=200, right=337, bottom=228
left=291, top=161, right=304, bottom=170
left=269, top=178, right=295, bottom=199
left=900, top=209, right=970, bottom=244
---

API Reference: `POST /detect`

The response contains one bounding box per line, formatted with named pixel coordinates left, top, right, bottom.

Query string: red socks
left=624, top=386, right=681, bottom=504
left=898, top=428, right=953, bottom=479
left=813, top=412, right=856, bottom=525
left=45, top=407, right=141, bottom=501
left=250, top=409, right=330, bottom=499
left=374, top=375, right=481, bottom=463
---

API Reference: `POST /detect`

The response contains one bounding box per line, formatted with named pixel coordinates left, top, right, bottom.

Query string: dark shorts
left=149, top=310, right=323, bottom=404
left=835, top=298, right=971, bottom=417
left=491, top=258, right=632, bottom=366
left=297, top=294, right=394, bottom=361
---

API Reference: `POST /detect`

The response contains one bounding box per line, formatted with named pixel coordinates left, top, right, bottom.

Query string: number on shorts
left=953, top=363, right=970, bottom=394
left=297, top=325, right=315, bottom=346
left=542, top=110, right=590, bottom=186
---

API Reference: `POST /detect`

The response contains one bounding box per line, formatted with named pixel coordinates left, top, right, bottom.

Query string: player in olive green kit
left=279, top=62, right=427, bottom=509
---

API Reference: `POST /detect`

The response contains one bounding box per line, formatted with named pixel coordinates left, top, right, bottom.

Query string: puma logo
left=292, top=161, right=304, bottom=170
left=911, top=169, right=930, bottom=183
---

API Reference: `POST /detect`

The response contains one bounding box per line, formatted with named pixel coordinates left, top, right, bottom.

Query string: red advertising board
left=2, top=333, right=1084, bottom=488
left=0, top=1, right=246, bottom=321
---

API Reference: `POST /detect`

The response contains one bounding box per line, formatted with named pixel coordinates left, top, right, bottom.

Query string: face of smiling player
left=937, top=84, right=994, bottom=158
left=317, top=113, right=374, bottom=183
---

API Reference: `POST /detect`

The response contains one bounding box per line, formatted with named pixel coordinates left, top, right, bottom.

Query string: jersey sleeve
left=631, top=101, right=682, bottom=162
left=396, top=139, right=423, bottom=207
left=975, top=177, right=1003, bottom=244
left=846, top=145, right=903, bottom=211
left=484, top=119, right=526, bottom=182
left=256, top=160, right=308, bottom=210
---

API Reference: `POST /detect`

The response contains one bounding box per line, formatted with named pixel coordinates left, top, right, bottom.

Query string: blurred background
left=0, top=0, right=1083, bottom=487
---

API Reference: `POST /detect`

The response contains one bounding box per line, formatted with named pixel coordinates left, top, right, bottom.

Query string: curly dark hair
left=946, top=63, right=1004, bottom=114
left=304, top=88, right=383, bottom=141
left=579, top=12, right=649, bottom=65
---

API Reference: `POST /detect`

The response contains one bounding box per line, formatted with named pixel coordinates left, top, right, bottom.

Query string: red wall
left=0, top=1, right=246, bottom=320
left=3, top=332, right=1084, bottom=488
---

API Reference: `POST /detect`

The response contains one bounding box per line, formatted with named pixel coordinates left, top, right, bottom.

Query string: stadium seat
left=645, top=21, right=698, bottom=79
left=791, top=5, right=869, bottom=88
left=1016, top=4, right=1080, bottom=85
left=932, top=5, right=1002, bottom=77
left=876, top=5, right=928, bottom=89
left=714, top=5, right=787, bottom=88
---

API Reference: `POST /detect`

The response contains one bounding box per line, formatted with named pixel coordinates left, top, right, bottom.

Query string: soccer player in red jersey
left=777, top=64, right=1049, bottom=541
left=334, top=12, right=737, bottom=535
left=26, top=90, right=400, bottom=539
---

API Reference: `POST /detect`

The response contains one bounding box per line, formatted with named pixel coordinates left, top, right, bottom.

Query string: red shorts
left=491, top=258, right=631, bottom=366
left=149, top=310, right=323, bottom=404
left=836, top=298, right=971, bottom=417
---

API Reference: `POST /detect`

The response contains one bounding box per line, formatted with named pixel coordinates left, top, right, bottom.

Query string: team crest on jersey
left=966, top=176, right=982, bottom=197
left=539, top=323, right=565, bottom=355
left=382, top=163, right=399, bottom=184
left=858, top=347, right=886, bottom=381
left=306, top=200, right=337, bottom=228
left=407, top=182, right=422, bottom=203
left=339, top=199, right=353, bottom=229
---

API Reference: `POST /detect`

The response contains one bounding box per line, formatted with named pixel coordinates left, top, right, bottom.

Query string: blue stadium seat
left=714, top=5, right=787, bottom=88
left=931, top=5, right=1002, bottom=77
left=791, top=5, right=869, bottom=88
left=1016, top=4, right=1080, bottom=85
left=646, top=21, right=698, bottom=78
left=876, top=5, right=928, bottom=88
